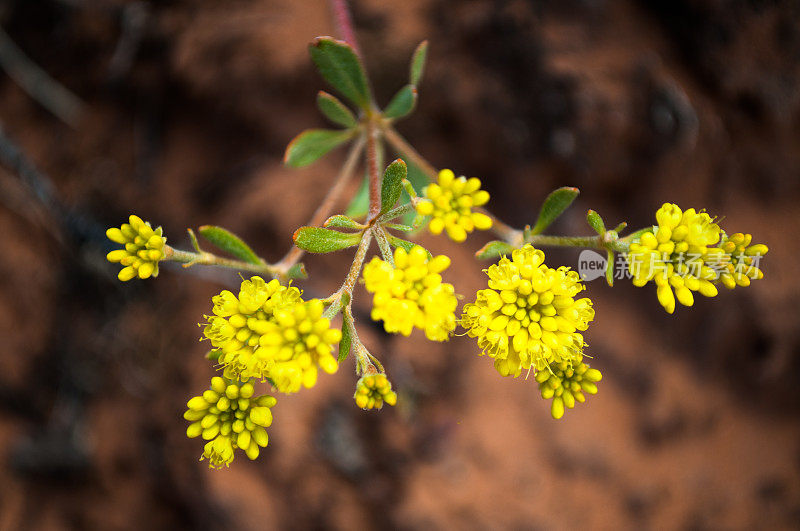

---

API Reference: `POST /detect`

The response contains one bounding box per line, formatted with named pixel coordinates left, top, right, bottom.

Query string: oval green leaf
left=198, top=225, right=263, bottom=265
left=586, top=209, right=606, bottom=235
left=293, top=226, right=362, bottom=253
left=605, top=250, right=615, bottom=287
left=284, top=129, right=353, bottom=168
left=410, top=40, right=428, bottom=86
left=316, top=91, right=357, bottom=128
left=286, top=263, right=308, bottom=280
left=475, top=240, right=515, bottom=260
left=309, top=37, right=371, bottom=109
left=384, top=85, right=417, bottom=120
left=339, top=313, right=352, bottom=362
left=381, top=159, right=408, bottom=215
left=323, top=214, right=364, bottom=229
left=530, top=187, right=580, bottom=235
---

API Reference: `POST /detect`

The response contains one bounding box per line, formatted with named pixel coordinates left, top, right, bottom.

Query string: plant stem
left=329, top=0, right=360, bottom=55
left=342, top=229, right=373, bottom=294
left=372, top=226, right=394, bottom=264
left=525, top=234, right=630, bottom=253
left=164, top=246, right=281, bottom=276
left=277, top=135, right=365, bottom=274
left=366, top=118, right=381, bottom=220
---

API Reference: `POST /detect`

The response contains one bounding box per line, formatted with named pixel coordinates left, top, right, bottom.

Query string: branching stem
left=276, top=134, right=365, bottom=276
left=164, top=246, right=281, bottom=276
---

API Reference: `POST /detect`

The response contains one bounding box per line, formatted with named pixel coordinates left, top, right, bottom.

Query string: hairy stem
left=342, top=229, right=373, bottom=295
left=277, top=135, right=365, bottom=273
left=366, top=118, right=382, bottom=219
left=372, top=226, right=394, bottom=264
left=525, top=234, right=630, bottom=253
left=329, top=0, right=360, bottom=55
left=164, top=246, right=281, bottom=276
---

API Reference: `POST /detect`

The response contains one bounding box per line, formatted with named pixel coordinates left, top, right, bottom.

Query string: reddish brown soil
left=0, top=0, right=799, bottom=529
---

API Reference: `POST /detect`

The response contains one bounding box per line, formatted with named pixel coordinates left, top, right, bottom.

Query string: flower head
left=415, top=169, right=492, bottom=242
left=363, top=245, right=458, bottom=341
left=184, top=376, right=276, bottom=468
left=106, top=214, right=166, bottom=280
left=627, top=203, right=767, bottom=313
left=354, top=373, right=398, bottom=410
left=461, top=244, right=594, bottom=377
left=706, top=232, right=768, bottom=290
left=255, top=299, right=341, bottom=393
left=203, top=276, right=302, bottom=380
left=202, top=277, right=340, bottom=392
left=535, top=357, right=602, bottom=419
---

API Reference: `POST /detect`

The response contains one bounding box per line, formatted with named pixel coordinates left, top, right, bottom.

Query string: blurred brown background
left=0, top=0, right=799, bottom=529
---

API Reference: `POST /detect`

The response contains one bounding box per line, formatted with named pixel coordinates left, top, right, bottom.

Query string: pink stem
left=329, top=0, right=360, bottom=55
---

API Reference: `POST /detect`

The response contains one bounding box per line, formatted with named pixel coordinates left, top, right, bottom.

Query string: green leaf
left=339, top=311, right=352, bottom=362
left=345, top=176, right=369, bottom=218
left=409, top=40, right=428, bottom=86
left=612, top=221, right=627, bottom=234
left=605, top=251, right=615, bottom=287
left=316, top=91, right=357, bottom=128
left=391, top=155, right=430, bottom=225
left=385, top=223, right=413, bottom=232
left=309, top=37, right=371, bottom=109
left=293, top=227, right=362, bottom=253
left=323, top=215, right=364, bottom=230
left=381, top=159, right=408, bottom=214
left=475, top=240, right=515, bottom=260
left=198, top=225, right=262, bottom=265
left=384, top=85, right=417, bottom=120
left=586, top=209, right=606, bottom=235
left=284, top=129, right=353, bottom=168
left=530, top=187, right=580, bottom=235
left=286, top=263, right=307, bottom=280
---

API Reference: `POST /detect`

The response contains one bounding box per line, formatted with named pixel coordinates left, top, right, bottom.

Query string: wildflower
left=363, top=245, right=458, bottom=341
left=354, top=373, right=398, bottom=410
left=461, top=244, right=594, bottom=377
left=706, top=232, right=768, bottom=290
left=184, top=376, right=276, bottom=468
left=203, top=276, right=302, bottom=380
left=106, top=214, right=166, bottom=280
left=415, top=169, right=492, bottom=242
left=255, top=299, right=341, bottom=393
left=626, top=203, right=767, bottom=313
left=535, top=357, right=602, bottom=419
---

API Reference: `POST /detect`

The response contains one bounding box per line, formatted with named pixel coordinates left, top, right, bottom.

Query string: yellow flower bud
left=185, top=376, right=276, bottom=468
left=106, top=215, right=166, bottom=281
left=354, top=373, right=398, bottom=410
left=415, top=169, right=492, bottom=241
left=461, top=244, right=593, bottom=376
left=363, top=246, right=458, bottom=341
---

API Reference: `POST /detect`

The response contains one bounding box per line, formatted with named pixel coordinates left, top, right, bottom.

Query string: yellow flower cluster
left=627, top=203, right=767, bottom=313
left=535, top=357, right=602, bottom=419
left=354, top=373, right=398, bottom=410
left=203, top=276, right=340, bottom=393
left=461, top=244, right=594, bottom=377
left=185, top=376, right=276, bottom=468
left=415, top=169, right=492, bottom=242
left=363, top=245, right=458, bottom=341
left=707, top=232, right=768, bottom=290
left=106, top=215, right=166, bottom=280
